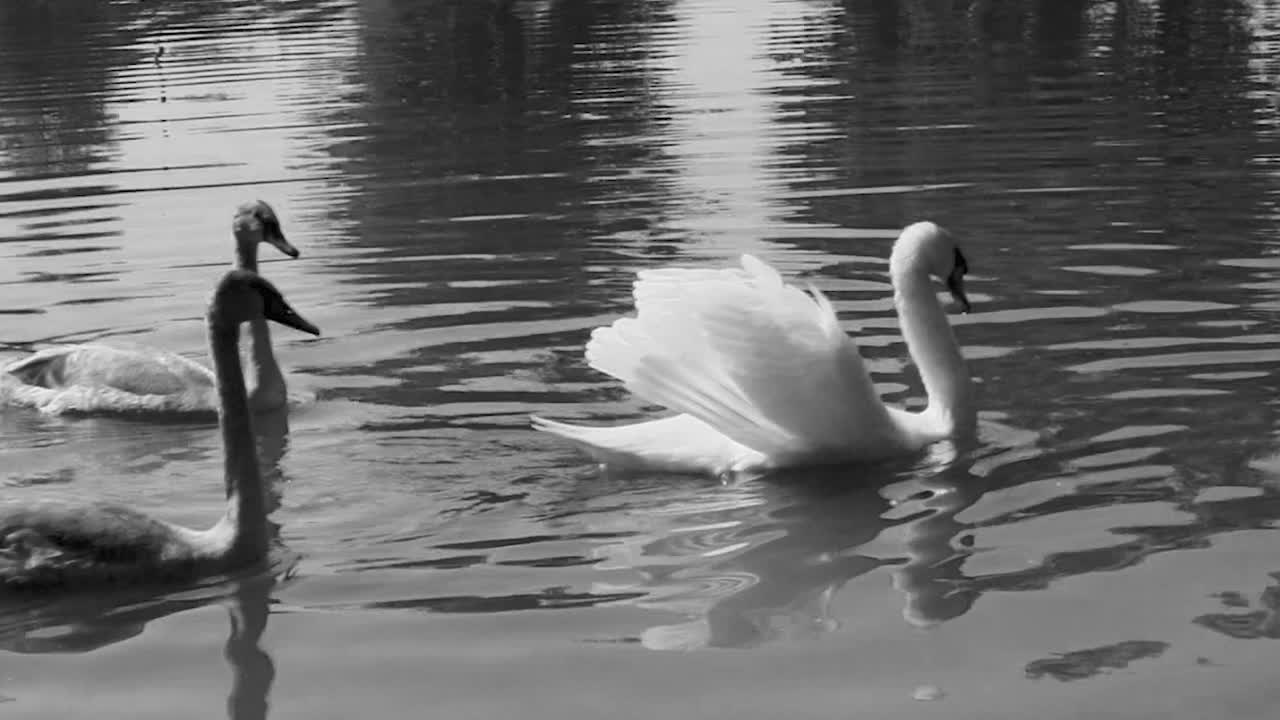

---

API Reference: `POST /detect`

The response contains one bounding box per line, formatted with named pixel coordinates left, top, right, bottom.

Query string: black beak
left=946, top=268, right=970, bottom=314
left=263, top=220, right=300, bottom=259
left=265, top=298, right=320, bottom=336
left=946, top=246, right=971, bottom=313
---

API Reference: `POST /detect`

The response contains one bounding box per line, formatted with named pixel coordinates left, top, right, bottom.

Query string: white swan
left=0, top=269, right=319, bottom=590
left=1, top=200, right=302, bottom=416
left=531, top=221, right=976, bottom=476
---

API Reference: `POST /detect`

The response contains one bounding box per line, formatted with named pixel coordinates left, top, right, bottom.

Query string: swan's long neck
left=233, top=237, right=285, bottom=406
left=234, top=235, right=259, bottom=273
left=209, top=321, right=270, bottom=562
left=893, top=265, right=975, bottom=437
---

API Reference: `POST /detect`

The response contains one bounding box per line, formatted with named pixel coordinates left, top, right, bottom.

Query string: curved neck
left=208, top=321, right=270, bottom=562
left=234, top=235, right=259, bottom=273
left=893, top=267, right=975, bottom=437
left=232, top=237, right=285, bottom=404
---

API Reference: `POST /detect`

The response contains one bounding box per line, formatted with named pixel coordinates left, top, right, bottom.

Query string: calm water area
left=3, top=0, right=1280, bottom=717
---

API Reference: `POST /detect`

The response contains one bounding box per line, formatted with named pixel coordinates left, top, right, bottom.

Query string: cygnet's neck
left=891, top=259, right=974, bottom=438
left=234, top=231, right=259, bottom=273
left=208, top=320, right=270, bottom=562
left=231, top=234, right=285, bottom=407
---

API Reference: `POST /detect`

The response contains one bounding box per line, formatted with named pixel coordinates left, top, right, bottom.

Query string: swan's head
left=233, top=200, right=299, bottom=259
left=891, top=221, right=970, bottom=313
left=208, top=269, right=320, bottom=336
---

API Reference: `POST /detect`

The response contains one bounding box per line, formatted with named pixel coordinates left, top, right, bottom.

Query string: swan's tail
left=3, top=346, right=77, bottom=389
left=530, top=415, right=632, bottom=465
left=531, top=414, right=762, bottom=475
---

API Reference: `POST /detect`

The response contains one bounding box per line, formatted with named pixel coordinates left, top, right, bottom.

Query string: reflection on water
left=225, top=576, right=274, bottom=720
left=1024, top=639, right=1170, bottom=682
left=580, top=448, right=980, bottom=650
left=588, top=472, right=886, bottom=650
left=5, top=0, right=1280, bottom=717
left=0, top=574, right=276, bottom=720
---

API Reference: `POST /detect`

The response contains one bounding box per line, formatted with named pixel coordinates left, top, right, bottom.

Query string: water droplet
left=913, top=684, right=945, bottom=701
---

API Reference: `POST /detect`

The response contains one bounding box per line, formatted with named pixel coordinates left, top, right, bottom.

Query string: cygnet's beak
left=266, top=298, right=320, bottom=336
left=945, top=267, right=970, bottom=314
left=263, top=220, right=300, bottom=259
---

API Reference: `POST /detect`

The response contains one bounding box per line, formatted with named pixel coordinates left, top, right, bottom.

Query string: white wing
left=585, top=255, right=897, bottom=463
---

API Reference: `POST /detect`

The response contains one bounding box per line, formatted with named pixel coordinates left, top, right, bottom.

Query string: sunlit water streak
left=3, top=0, right=1280, bottom=719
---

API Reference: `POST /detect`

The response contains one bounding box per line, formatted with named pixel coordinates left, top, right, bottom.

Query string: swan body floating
left=0, top=269, right=319, bottom=590
left=1, top=200, right=302, bottom=416
left=532, top=221, right=975, bottom=476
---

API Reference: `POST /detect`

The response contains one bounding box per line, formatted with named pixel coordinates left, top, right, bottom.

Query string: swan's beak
left=265, top=300, right=320, bottom=336
left=945, top=269, right=970, bottom=313
left=263, top=221, right=300, bottom=259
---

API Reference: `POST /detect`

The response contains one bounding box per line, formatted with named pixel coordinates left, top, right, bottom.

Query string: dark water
left=3, top=0, right=1280, bottom=717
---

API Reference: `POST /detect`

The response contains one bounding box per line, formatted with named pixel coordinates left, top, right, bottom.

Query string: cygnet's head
left=233, top=200, right=299, bottom=259
left=889, top=221, right=970, bottom=312
left=207, top=269, right=320, bottom=336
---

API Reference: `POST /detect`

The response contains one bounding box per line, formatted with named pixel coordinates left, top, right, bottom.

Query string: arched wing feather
left=585, top=255, right=895, bottom=461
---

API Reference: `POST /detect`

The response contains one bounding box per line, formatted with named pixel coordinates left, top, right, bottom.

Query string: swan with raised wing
left=0, top=269, right=319, bottom=590
left=1, top=200, right=302, bottom=415
left=532, top=221, right=975, bottom=476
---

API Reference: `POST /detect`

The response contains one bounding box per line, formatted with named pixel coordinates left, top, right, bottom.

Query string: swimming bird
left=0, top=269, right=319, bottom=590
left=531, top=221, right=975, bottom=476
left=1, top=200, right=302, bottom=415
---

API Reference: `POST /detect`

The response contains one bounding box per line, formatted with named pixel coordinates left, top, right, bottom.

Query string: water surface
left=4, top=0, right=1280, bottom=718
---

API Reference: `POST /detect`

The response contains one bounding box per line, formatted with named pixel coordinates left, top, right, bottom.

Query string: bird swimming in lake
left=0, top=269, right=319, bottom=590
left=532, top=221, right=976, bottom=477
left=1, top=200, right=303, bottom=416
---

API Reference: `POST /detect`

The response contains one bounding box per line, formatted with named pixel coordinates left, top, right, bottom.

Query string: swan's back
left=7, top=345, right=213, bottom=395
left=0, top=500, right=198, bottom=590
left=2, top=345, right=219, bottom=415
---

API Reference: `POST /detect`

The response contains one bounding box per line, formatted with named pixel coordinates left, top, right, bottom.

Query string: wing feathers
left=534, top=254, right=908, bottom=471
left=582, top=255, right=892, bottom=461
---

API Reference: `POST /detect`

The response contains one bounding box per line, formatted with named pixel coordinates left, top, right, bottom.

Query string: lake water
left=3, top=0, right=1280, bottom=717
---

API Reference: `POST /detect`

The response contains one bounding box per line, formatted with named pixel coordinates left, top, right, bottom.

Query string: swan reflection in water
left=225, top=574, right=276, bottom=720
left=590, top=401, right=1280, bottom=650
left=583, top=438, right=994, bottom=650
left=0, top=572, right=280, bottom=720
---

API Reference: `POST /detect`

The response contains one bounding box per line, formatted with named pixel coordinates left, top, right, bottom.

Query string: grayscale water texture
left=1, top=1, right=1279, bottom=718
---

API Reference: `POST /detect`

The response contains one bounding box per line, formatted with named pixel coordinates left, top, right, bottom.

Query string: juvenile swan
left=2, top=200, right=301, bottom=415
left=0, top=270, right=320, bottom=590
left=532, top=221, right=975, bottom=476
